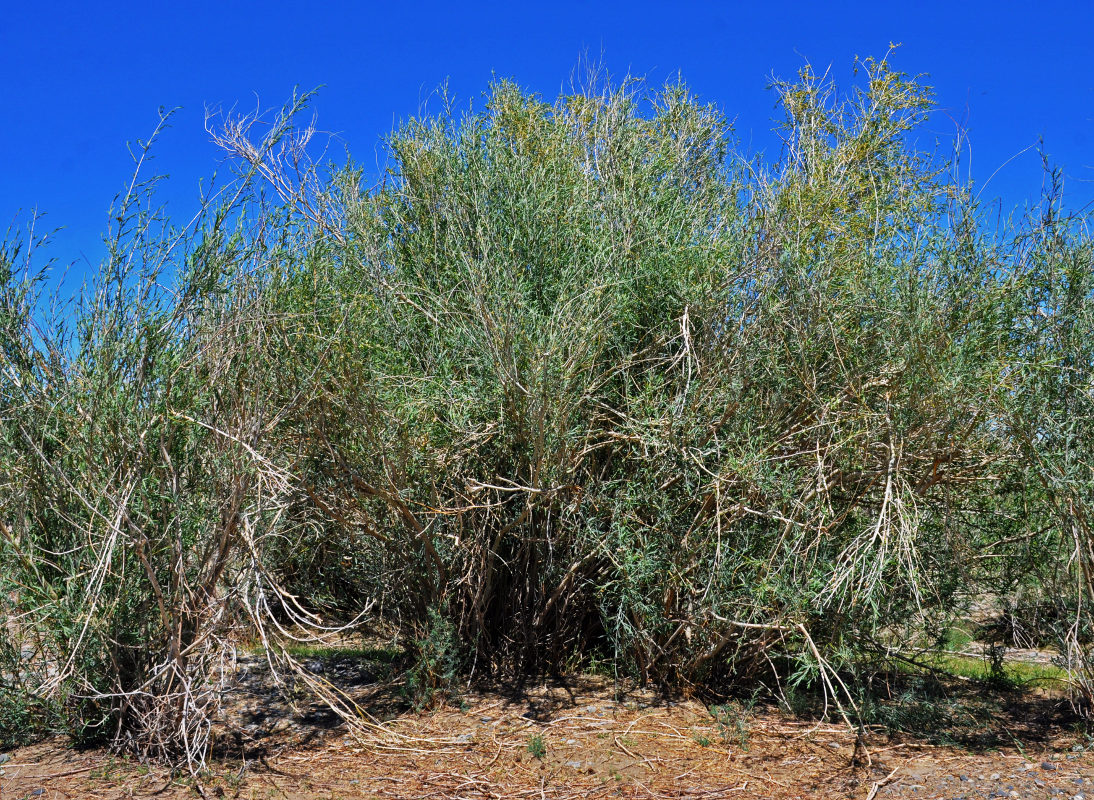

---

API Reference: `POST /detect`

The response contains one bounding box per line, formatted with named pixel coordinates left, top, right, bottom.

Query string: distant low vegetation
left=1, top=54, right=1091, bottom=767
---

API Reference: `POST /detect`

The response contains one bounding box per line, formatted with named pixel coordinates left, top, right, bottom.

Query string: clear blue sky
left=3, top=1, right=1092, bottom=281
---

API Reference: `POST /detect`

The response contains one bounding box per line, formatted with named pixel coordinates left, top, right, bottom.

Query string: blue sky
left=2, top=1, right=1091, bottom=282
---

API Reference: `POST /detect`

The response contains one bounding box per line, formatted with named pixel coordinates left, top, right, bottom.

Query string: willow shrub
left=1004, top=178, right=1094, bottom=708
left=0, top=108, right=352, bottom=762
left=292, top=57, right=1077, bottom=702
left=2, top=56, right=1093, bottom=764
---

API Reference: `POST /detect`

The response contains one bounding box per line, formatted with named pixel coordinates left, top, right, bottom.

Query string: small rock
left=0, top=754, right=8, bottom=764
left=566, top=760, right=583, bottom=769
left=564, top=738, right=577, bottom=745
left=1037, top=780, right=1047, bottom=787
left=1043, top=762, right=1059, bottom=771
left=828, top=741, right=841, bottom=750
left=32, top=791, right=45, bottom=797
left=1072, top=744, right=1085, bottom=752
left=991, top=773, right=1001, bottom=780
left=1010, top=792, right=1020, bottom=799
left=456, top=733, right=473, bottom=743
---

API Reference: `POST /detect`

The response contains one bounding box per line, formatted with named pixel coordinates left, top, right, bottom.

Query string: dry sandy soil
left=2, top=671, right=1092, bottom=800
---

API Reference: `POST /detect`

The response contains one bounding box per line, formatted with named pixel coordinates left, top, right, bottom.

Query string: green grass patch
left=281, top=643, right=405, bottom=663
left=941, top=623, right=976, bottom=651
left=926, top=653, right=1068, bottom=689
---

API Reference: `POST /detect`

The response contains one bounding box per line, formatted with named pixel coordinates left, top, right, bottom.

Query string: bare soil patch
left=2, top=673, right=1091, bottom=800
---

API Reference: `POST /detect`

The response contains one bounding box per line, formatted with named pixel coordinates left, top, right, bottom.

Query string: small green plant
left=405, top=608, right=459, bottom=708
left=693, top=733, right=712, bottom=747
left=0, top=686, right=43, bottom=749
left=526, top=733, right=547, bottom=759
left=90, top=757, right=120, bottom=781
left=985, top=644, right=1011, bottom=689
left=223, top=766, right=245, bottom=790
left=779, top=684, right=817, bottom=719
left=710, top=697, right=756, bottom=750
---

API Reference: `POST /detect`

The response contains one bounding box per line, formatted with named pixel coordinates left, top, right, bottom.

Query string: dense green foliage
left=1, top=57, right=1092, bottom=765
